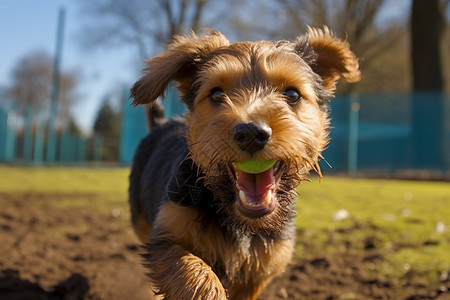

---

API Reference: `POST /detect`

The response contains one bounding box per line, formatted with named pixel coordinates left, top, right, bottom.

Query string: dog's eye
left=283, top=87, right=301, bottom=105
left=209, top=88, right=226, bottom=105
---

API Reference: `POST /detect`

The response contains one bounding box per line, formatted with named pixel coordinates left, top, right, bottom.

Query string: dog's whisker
left=319, top=154, right=333, bottom=169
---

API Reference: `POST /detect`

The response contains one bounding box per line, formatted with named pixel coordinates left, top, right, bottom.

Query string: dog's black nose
left=232, top=122, right=272, bottom=154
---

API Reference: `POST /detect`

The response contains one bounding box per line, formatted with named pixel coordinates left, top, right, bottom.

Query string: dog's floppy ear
left=131, top=30, right=230, bottom=107
left=295, top=26, right=361, bottom=91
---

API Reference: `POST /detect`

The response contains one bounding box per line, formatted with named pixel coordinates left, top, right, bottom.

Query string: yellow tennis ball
left=235, top=159, right=276, bottom=174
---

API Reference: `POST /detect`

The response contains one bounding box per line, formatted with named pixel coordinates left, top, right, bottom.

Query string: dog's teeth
left=263, top=190, right=272, bottom=205
left=239, top=190, right=248, bottom=205
left=239, top=189, right=272, bottom=209
left=239, top=190, right=258, bottom=208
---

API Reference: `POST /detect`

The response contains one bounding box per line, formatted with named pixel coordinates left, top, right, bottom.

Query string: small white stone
left=436, top=222, right=446, bottom=234
left=332, top=209, right=350, bottom=221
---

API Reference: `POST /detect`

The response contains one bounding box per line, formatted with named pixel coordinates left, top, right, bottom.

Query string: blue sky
left=1, top=0, right=413, bottom=134
left=1, top=0, right=138, bottom=133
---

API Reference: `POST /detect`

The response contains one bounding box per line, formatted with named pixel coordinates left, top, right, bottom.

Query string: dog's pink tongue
left=237, top=167, right=274, bottom=197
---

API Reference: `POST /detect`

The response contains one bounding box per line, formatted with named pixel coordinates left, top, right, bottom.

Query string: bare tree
left=270, top=0, right=388, bottom=47
left=238, top=0, right=409, bottom=93
left=77, top=0, right=210, bottom=59
left=8, top=51, right=52, bottom=110
left=410, top=0, right=449, bottom=168
left=411, top=0, right=447, bottom=91
left=6, top=50, right=79, bottom=125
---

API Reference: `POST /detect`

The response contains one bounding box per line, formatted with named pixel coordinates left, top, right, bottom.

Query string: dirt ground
left=1, top=192, right=449, bottom=300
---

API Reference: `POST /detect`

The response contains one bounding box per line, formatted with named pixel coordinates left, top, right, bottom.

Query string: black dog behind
left=129, top=114, right=188, bottom=243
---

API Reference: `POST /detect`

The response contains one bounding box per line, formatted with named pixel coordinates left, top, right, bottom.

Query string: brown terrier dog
left=129, top=27, right=360, bottom=299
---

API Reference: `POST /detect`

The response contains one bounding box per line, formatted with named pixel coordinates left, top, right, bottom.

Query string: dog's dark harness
left=167, top=158, right=213, bottom=208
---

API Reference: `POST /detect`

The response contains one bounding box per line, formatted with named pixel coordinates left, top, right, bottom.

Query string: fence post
left=118, top=87, right=148, bottom=164
left=23, top=105, right=33, bottom=163
left=4, top=111, right=17, bottom=162
left=0, top=109, right=6, bottom=161
left=47, top=7, right=66, bottom=163
left=59, top=128, right=69, bottom=163
left=348, top=94, right=360, bottom=173
left=33, top=111, right=45, bottom=164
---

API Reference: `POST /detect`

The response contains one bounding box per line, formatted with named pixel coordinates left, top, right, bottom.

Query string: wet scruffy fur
left=129, top=27, right=360, bottom=300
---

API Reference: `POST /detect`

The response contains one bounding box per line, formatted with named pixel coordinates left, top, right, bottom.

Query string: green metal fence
left=118, top=89, right=450, bottom=174
left=323, top=92, right=450, bottom=174
left=118, top=83, right=185, bottom=164
left=0, top=105, right=103, bottom=165
left=2, top=91, right=449, bottom=175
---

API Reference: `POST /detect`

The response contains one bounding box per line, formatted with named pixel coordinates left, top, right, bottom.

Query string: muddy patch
left=1, top=192, right=448, bottom=299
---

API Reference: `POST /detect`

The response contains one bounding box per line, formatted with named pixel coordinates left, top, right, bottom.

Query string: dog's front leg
left=143, top=241, right=228, bottom=299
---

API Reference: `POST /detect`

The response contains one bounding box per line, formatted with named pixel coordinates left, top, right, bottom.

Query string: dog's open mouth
left=233, top=161, right=281, bottom=218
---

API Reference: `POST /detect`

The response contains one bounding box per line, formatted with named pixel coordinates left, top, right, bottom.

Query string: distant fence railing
left=323, top=92, right=450, bottom=175
left=0, top=105, right=103, bottom=164
left=3, top=91, right=449, bottom=175
left=120, top=90, right=450, bottom=175
left=119, top=84, right=183, bottom=164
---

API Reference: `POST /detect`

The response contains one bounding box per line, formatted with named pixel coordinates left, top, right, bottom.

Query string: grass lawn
left=297, top=176, right=450, bottom=286
left=1, top=165, right=449, bottom=288
left=0, top=165, right=130, bottom=215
